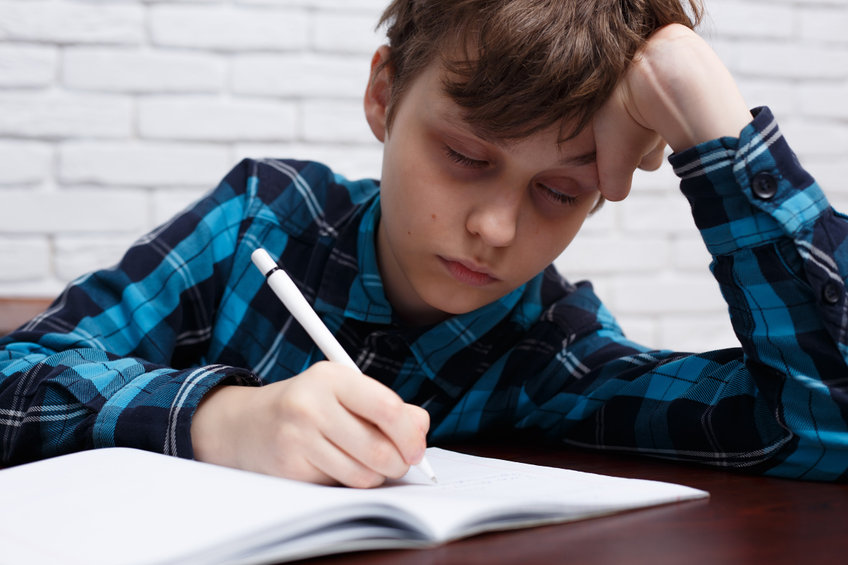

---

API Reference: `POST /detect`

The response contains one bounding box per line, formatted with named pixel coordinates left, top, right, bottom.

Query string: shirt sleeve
left=0, top=159, right=262, bottom=466
left=513, top=107, right=848, bottom=481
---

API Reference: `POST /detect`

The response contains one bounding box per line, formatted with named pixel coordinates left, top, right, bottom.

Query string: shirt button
left=751, top=172, right=778, bottom=200
left=822, top=281, right=841, bottom=305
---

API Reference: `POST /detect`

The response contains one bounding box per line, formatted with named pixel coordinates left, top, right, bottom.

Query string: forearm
left=671, top=107, right=846, bottom=359
left=0, top=340, right=256, bottom=465
left=0, top=159, right=262, bottom=465
left=666, top=108, right=847, bottom=478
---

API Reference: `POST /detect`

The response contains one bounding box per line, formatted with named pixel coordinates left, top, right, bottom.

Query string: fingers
left=404, top=404, right=432, bottom=462
left=593, top=78, right=665, bottom=201
left=594, top=111, right=658, bottom=201
left=638, top=138, right=667, bottom=172
left=332, top=366, right=429, bottom=466
left=297, top=428, right=390, bottom=488
left=319, top=400, right=414, bottom=483
left=277, top=362, right=429, bottom=487
left=269, top=381, right=394, bottom=488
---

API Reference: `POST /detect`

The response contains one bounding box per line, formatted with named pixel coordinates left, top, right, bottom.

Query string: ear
left=364, top=46, right=393, bottom=143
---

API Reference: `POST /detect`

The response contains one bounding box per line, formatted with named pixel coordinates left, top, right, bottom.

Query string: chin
left=423, top=290, right=499, bottom=318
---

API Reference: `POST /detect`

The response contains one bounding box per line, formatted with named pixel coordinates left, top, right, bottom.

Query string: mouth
left=439, top=257, right=499, bottom=287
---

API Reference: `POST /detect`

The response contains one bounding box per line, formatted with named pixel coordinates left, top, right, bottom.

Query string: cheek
left=517, top=212, right=590, bottom=270
left=388, top=177, right=454, bottom=234
left=381, top=180, right=445, bottom=245
left=554, top=210, right=592, bottom=251
left=407, top=205, right=447, bottom=241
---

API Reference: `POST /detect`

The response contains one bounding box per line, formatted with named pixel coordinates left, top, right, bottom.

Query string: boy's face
left=365, top=48, right=600, bottom=324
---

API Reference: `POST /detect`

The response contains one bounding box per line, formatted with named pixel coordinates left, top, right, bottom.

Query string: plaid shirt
left=2, top=108, right=847, bottom=480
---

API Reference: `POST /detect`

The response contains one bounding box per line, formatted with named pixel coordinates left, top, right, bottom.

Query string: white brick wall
left=0, top=0, right=845, bottom=353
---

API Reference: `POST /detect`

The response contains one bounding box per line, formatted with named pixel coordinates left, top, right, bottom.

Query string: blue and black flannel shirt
left=2, top=107, right=847, bottom=480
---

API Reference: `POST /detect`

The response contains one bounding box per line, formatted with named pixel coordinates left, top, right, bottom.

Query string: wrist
left=191, top=385, right=245, bottom=464
left=635, top=25, right=752, bottom=151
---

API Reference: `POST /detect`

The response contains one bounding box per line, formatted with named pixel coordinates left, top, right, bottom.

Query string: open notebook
left=0, top=447, right=707, bottom=565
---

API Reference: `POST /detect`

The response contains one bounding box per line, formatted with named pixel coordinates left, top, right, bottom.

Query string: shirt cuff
left=669, top=107, right=830, bottom=256
left=93, top=364, right=260, bottom=459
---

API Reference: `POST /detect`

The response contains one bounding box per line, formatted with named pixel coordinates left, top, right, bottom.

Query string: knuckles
left=369, top=394, right=406, bottom=428
left=365, top=439, right=404, bottom=475
left=344, top=468, right=387, bottom=489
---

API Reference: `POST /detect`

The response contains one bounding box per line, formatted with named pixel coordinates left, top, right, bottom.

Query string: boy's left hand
left=593, top=24, right=753, bottom=201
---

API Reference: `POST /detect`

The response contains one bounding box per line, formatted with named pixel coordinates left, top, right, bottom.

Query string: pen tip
left=416, top=456, right=438, bottom=484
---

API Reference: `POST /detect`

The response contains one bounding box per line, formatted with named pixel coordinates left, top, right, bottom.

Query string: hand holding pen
left=189, top=249, right=435, bottom=488
left=250, top=248, right=438, bottom=485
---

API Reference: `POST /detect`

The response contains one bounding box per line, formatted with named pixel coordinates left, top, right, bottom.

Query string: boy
left=1, top=0, right=846, bottom=486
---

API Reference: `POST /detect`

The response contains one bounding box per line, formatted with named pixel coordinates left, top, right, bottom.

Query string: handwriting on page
left=389, top=470, right=531, bottom=492
left=431, top=472, right=525, bottom=491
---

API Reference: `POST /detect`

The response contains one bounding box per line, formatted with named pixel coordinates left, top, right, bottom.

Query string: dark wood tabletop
left=0, top=296, right=52, bottom=336
left=292, top=443, right=848, bottom=565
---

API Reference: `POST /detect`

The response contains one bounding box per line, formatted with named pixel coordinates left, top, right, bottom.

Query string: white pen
left=250, top=247, right=438, bottom=484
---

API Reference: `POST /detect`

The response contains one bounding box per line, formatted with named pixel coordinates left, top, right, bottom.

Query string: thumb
left=406, top=403, right=431, bottom=436
left=638, top=138, right=667, bottom=172
left=594, top=116, right=658, bottom=202
left=593, top=87, right=663, bottom=202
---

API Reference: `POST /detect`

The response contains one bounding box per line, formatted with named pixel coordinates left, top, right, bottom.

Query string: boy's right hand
left=190, top=361, right=430, bottom=488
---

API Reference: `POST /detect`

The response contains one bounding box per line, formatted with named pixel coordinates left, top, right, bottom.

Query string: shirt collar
left=314, top=192, right=537, bottom=396
left=315, top=194, right=394, bottom=323
left=407, top=285, right=527, bottom=396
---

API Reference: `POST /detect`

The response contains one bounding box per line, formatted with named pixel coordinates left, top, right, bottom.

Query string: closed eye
left=536, top=183, right=578, bottom=206
left=444, top=145, right=488, bottom=169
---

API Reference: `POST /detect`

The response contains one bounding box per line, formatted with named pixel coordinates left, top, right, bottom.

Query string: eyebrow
left=559, top=150, right=597, bottom=167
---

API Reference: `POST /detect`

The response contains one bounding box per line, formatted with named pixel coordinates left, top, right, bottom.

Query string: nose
left=465, top=188, right=520, bottom=248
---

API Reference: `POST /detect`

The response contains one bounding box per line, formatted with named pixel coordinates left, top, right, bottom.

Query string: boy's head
left=377, top=0, right=703, bottom=141
left=363, top=0, right=703, bottom=325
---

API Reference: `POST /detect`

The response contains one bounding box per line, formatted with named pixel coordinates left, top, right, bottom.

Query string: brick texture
left=1, top=0, right=845, bottom=352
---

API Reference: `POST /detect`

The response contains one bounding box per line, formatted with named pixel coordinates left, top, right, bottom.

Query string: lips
left=439, top=257, right=498, bottom=287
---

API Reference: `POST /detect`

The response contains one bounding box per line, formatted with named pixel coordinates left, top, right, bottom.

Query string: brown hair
left=378, top=0, right=703, bottom=140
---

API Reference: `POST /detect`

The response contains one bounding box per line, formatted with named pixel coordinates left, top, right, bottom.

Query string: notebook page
left=0, top=448, right=398, bottom=565
left=365, top=448, right=709, bottom=541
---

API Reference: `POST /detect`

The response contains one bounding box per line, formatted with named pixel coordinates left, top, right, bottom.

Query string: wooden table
left=293, top=443, right=848, bottom=565
left=0, top=297, right=52, bottom=335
